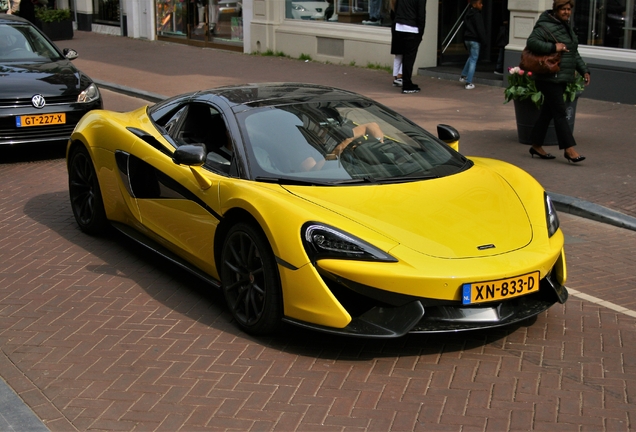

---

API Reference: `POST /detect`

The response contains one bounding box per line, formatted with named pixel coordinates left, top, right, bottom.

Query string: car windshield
left=239, top=101, right=469, bottom=183
left=0, top=23, right=63, bottom=62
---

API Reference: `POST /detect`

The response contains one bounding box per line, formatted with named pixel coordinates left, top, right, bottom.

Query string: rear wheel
left=68, top=145, right=108, bottom=235
left=221, top=223, right=282, bottom=335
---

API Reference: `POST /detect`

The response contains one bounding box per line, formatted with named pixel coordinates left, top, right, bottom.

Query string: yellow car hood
left=285, top=165, right=533, bottom=259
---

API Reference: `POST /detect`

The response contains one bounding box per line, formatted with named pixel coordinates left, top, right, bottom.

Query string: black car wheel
left=221, top=223, right=282, bottom=335
left=68, top=145, right=108, bottom=235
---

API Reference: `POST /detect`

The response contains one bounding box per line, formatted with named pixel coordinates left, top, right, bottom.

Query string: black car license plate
left=16, top=113, right=66, bottom=127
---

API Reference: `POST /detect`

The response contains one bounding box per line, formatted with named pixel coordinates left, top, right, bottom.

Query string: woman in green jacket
left=527, top=0, right=591, bottom=163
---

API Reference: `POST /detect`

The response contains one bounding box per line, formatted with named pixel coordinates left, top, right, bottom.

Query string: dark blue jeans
left=531, top=80, right=576, bottom=150
left=461, top=41, right=480, bottom=84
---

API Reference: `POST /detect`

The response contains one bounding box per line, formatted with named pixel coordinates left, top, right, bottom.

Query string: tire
left=221, top=223, right=282, bottom=335
left=68, top=145, right=109, bottom=235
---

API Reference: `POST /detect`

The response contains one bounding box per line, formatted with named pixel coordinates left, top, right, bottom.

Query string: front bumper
left=0, top=100, right=102, bottom=146
left=283, top=269, right=567, bottom=338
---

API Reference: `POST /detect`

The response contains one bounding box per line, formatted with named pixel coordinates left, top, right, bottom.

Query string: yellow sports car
left=67, top=83, right=567, bottom=337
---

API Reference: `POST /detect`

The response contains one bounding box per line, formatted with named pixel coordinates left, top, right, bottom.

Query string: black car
left=0, top=14, right=102, bottom=146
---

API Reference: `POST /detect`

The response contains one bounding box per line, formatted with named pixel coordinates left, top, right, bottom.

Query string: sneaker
left=465, top=83, right=475, bottom=90
left=362, top=18, right=381, bottom=25
left=459, top=76, right=467, bottom=83
left=402, top=86, right=420, bottom=94
left=494, top=70, right=503, bottom=75
left=393, top=78, right=403, bottom=87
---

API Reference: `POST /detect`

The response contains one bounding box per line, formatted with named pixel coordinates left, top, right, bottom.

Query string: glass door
left=438, top=1, right=470, bottom=64
left=189, top=0, right=209, bottom=42
left=437, top=0, right=504, bottom=65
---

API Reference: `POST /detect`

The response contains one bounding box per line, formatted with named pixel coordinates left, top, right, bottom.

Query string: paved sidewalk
left=0, top=159, right=635, bottom=430
left=0, top=32, right=636, bottom=431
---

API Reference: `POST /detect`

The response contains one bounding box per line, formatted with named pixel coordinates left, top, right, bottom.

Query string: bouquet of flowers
left=504, top=66, right=585, bottom=109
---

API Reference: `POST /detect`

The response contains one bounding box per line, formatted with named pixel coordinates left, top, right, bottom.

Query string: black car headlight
left=302, top=222, right=397, bottom=262
left=77, top=83, right=100, bottom=103
left=545, top=193, right=560, bottom=237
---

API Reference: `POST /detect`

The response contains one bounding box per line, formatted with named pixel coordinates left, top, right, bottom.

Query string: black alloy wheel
left=68, top=146, right=108, bottom=235
left=221, top=223, right=282, bottom=335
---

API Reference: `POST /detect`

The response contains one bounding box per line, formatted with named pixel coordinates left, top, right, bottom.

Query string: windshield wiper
left=374, top=174, right=439, bottom=184
left=327, top=176, right=377, bottom=185
left=255, top=176, right=331, bottom=186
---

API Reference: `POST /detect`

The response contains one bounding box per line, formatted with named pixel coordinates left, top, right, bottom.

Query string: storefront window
left=574, top=0, right=636, bottom=49
left=212, top=0, right=243, bottom=41
left=156, top=0, right=243, bottom=43
left=157, top=0, right=187, bottom=36
left=285, top=0, right=391, bottom=26
left=93, top=0, right=120, bottom=25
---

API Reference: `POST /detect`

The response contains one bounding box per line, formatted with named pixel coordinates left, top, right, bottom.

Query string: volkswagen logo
left=31, top=94, right=46, bottom=109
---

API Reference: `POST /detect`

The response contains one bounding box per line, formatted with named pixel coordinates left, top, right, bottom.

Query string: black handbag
left=519, top=26, right=562, bottom=74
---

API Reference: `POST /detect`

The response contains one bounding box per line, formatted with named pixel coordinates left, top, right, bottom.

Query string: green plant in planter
left=35, top=7, right=72, bottom=23
left=503, top=66, right=585, bottom=109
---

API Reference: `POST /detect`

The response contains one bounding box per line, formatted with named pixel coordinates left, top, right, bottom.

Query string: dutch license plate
left=462, top=271, right=540, bottom=305
left=16, top=113, right=66, bottom=127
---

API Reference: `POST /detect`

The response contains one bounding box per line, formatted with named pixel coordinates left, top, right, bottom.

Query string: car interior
left=0, top=24, right=59, bottom=60
left=175, top=103, right=233, bottom=172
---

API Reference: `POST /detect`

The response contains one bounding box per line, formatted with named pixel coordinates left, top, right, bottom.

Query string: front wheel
left=221, top=223, right=282, bottom=335
left=68, top=145, right=109, bottom=235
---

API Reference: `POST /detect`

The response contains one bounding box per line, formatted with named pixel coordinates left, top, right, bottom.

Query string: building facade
left=67, top=0, right=636, bottom=104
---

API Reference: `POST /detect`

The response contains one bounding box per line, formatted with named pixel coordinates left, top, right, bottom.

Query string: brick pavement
left=1, top=136, right=636, bottom=431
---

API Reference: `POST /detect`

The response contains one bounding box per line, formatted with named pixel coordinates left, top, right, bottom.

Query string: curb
left=94, top=79, right=168, bottom=103
left=0, top=379, right=48, bottom=432
left=93, top=80, right=636, bottom=233
left=549, top=192, right=636, bottom=232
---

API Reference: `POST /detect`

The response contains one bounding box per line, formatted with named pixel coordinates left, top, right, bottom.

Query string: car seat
left=180, top=104, right=214, bottom=147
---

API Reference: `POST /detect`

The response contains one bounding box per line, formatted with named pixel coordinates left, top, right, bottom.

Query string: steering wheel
left=6, top=48, right=28, bottom=57
left=348, top=135, right=381, bottom=154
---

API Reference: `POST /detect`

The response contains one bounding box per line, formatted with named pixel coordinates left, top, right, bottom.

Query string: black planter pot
left=38, top=19, right=74, bottom=41
left=513, top=98, right=577, bottom=145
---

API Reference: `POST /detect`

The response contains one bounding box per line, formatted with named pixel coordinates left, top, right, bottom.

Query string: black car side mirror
left=173, top=144, right=207, bottom=166
left=63, top=48, right=78, bottom=60
left=437, top=124, right=460, bottom=151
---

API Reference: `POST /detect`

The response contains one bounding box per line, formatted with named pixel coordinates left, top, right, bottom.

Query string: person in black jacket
left=392, top=0, right=427, bottom=94
left=527, top=0, right=591, bottom=163
left=494, top=10, right=509, bottom=74
left=460, top=0, right=487, bottom=90
left=18, top=0, right=37, bottom=23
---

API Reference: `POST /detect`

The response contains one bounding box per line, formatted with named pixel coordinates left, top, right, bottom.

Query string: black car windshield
left=239, top=101, right=469, bottom=183
left=0, top=23, right=63, bottom=62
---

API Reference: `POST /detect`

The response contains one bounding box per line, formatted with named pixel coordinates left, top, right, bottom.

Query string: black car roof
left=0, top=14, right=31, bottom=25
left=195, top=83, right=367, bottom=110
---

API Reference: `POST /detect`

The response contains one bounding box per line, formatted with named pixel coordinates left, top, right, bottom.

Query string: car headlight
left=302, top=222, right=397, bottom=262
left=292, top=4, right=307, bottom=11
left=545, top=193, right=560, bottom=237
left=77, top=83, right=100, bottom=103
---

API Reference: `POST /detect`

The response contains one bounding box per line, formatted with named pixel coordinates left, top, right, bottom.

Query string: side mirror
left=63, top=48, right=78, bottom=60
left=437, top=124, right=460, bottom=152
left=173, top=144, right=207, bottom=166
